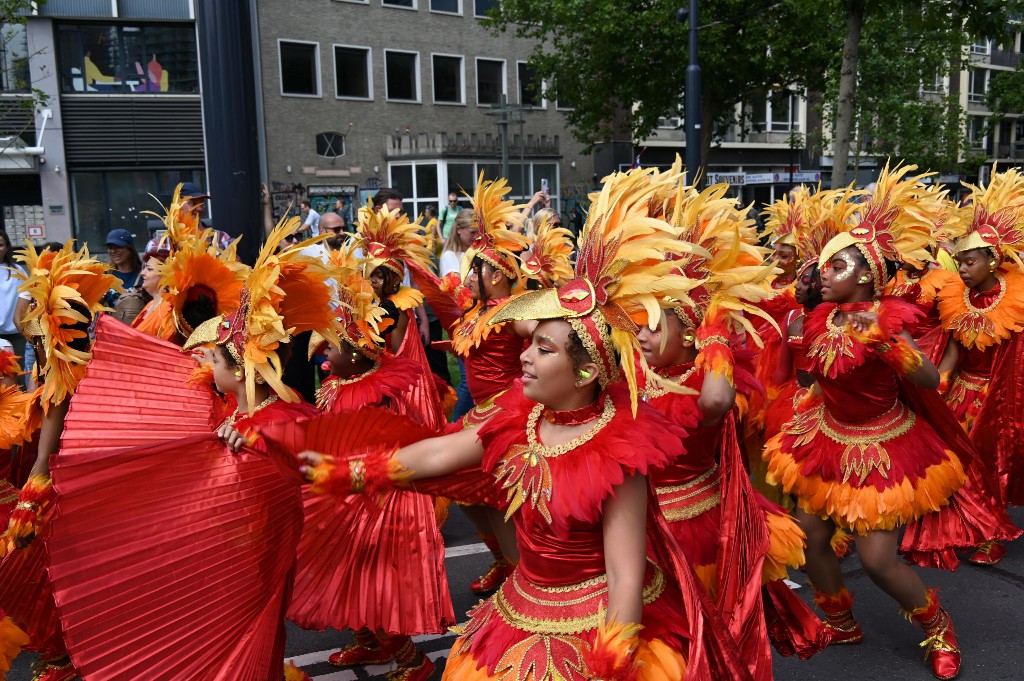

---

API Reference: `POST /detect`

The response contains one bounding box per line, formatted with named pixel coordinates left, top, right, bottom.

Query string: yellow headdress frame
left=460, top=172, right=531, bottom=282
left=953, top=166, right=1024, bottom=269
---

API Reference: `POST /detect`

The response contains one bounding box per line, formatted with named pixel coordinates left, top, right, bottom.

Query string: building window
left=476, top=58, right=505, bottom=106
left=921, top=69, right=944, bottom=94
left=316, top=131, right=346, bottom=158
left=447, top=160, right=559, bottom=207
left=56, top=22, right=199, bottom=94
left=383, top=0, right=416, bottom=8
left=517, top=61, right=543, bottom=108
left=432, top=54, right=464, bottom=104
left=384, top=50, right=419, bottom=102
left=474, top=0, right=496, bottom=17
left=970, top=38, right=993, bottom=55
left=389, top=161, right=441, bottom=222
left=968, top=116, right=987, bottom=148
left=334, top=45, right=372, bottom=99
left=0, top=24, right=29, bottom=92
left=70, top=169, right=204, bottom=255
left=430, top=0, right=460, bottom=13
left=752, top=91, right=800, bottom=133
left=968, top=68, right=988, bottom=103
left=278, top=40, right=320, bottom=96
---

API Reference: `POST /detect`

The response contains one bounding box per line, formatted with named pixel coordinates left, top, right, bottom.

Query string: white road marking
left=784, top=578, right=802, bottom=590
left=445, top=541, right=489, bottom=558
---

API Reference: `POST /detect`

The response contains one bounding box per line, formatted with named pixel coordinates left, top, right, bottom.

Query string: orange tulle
left=0, top=615, right=29, bottom=675
left=764, top=436, right=965, bottom=534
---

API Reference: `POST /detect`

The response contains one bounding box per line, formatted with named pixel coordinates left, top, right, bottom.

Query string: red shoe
left=31, top=657, right=77, bottom=681
left=328, top=637, right=402, bottom=668
left=385, top=653, right=435, bottom=681
left=968, top=540, right=1006, bottom=566
left=908, top=589, right=960, bottom=680
left=814, top=587, right=864, bottom=645
left=470, top=558, right=510, bottom=595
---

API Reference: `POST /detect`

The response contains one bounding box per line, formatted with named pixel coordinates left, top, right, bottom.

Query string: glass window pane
left=335, top=46, right=369, bottom=98
left=56, top=22, right=198, bottom=94
left=391, top=165, right=414, bottom=200
left=430, top=0, right=459, bottom=11
left=280, top=41, right=318, bottom=95
left=533, top=163, right=558, bottom=196
left=447, top=163, right=476, bottom=195
left=478, top=162, right=500, bottom=182
left=70, top=172, right=108, bottom=253
left=415, top=163, right=439, bottom=200
left=383, top=0, right=415, bottom=6
left=432, top=55, right=461, bottom=103
left=507, top=163, right=528, bottom=197
left=386, top=51, right=417, bottom=101
left=0, top=24, right=30, bottom=92
left=517, top=62, right=541, bottom=107
left=474, top=0, right=496, bottom=17
left=476, top=59, right=503, bottom=105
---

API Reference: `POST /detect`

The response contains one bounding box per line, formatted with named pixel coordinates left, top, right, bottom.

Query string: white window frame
left=384, top=49, right=421, bottom=103
left=970, top=38, right=993, bottom=55
left=441, top=160, right=560, bottom=209
left=277, top=39, right=322, bottom=98
left=332, top=43, right=374, bottom=101
left=516, top=60, right=546, bottom=109
left=968, top=116, right=987, bottom=149
left=473, top=0, right=496, bottom=18
left=334, top=0, right=368, bottom=4
left=968, top=69, right=988, bottom=104
left=431, top=52, right=466, bottom=105
left=382, top=0, right=418, bottom=9
left=475, top=57, right=506, bottom=107
left=388, top=160, right=443, bottom=218
left=429, top=0, right=462, bottom=15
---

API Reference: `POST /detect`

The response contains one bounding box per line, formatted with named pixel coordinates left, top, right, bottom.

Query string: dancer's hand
left=846, top=310, right=878, bottom=333
left=217, top=423, right=250, bottom=452
left=297, top=450, right=324, bottom=469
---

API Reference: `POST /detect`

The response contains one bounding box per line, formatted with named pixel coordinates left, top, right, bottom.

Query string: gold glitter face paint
left=832, top=250, right=858, bottom=282
left=537, top=333, right=561, bottom=356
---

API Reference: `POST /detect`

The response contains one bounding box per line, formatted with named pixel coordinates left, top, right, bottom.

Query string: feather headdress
left=16, top=241, right=121, bottom=409
left=309, top=244, right=392, bottom=361
left=141, top=182, right=203, bottom=247
left=794, top=185, right=862, bottom=275
left=520, top=216, right=575, bottom=289
left=184, top=217, right=342, bottom=412
left=953, top=166, right=1024, bottom=269
left=664, top=182, right=777, bottom=343
left=155, top=228, right=250, bottom=338
left=761, top=185, right=811, bottom=247
left=461, top=172, right=530, bottom=281
left=355, top=200, right=433, bottom=278
left=818, top=161, right=941, bottom=294
left=489, top=166, right=706, bottom=412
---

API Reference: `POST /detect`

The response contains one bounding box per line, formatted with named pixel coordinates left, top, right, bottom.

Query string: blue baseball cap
left=179, top=181, right=210, bottom=200
left=105, top=229, right=135, bottom=248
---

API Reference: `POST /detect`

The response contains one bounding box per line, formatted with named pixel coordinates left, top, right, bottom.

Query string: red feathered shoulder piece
left=804, top=296, right=924, bottom=378
left=478, top=381, right=687, bottom=528
left=317, top=354, right=420, bottom=413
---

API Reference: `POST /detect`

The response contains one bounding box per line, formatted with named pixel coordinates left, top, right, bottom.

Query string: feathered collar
left=804, top=296, right=922, bottom=379
left=316, top=354, right=420, bottom=413
left=478, top=381, right=686, bottom=529
left=937, top=266, right=1024, bottom=350
left=888, top=266, right=958, bottom=305
left=451, top=297, right=509, bottom=356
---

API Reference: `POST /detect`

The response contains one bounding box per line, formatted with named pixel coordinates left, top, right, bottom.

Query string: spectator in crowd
left=524, top=207, right=561, bottom=239
left=179, top=181, right=210, bottom=221
left=103, top=229, right=142, bottom=307
left=301, top=199, right=320, bottom=235
left=0, top=231, right=27, bottom=367
left=436, top=191, right=461, bottom=243
left=372, top=187, right=403, bottom=213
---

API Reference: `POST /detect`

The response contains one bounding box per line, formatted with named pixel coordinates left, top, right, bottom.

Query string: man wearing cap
left=177, top=181, right=231, bottom=251
left=104, top=228, right=142, bottom=307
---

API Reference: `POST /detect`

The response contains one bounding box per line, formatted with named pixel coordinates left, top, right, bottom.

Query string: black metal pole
left=685, top=0, right=702, bottom=185
left=196, top=0, right=263, bottom=263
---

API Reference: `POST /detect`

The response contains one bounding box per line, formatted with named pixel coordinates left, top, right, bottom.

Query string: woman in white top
left=438, top=209, right=477, bottom=277
left=0, top=231, right=27, bottom=372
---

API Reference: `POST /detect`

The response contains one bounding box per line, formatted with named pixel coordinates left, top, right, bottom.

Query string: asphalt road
left=8, top=507, right=1024, bottom=680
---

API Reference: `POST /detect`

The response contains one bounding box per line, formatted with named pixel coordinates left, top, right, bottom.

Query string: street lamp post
left=678, top=1, right=702, bottom=185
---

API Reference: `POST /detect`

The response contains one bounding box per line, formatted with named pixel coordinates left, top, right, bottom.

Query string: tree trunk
left=830, top=0, right=865, bottom=189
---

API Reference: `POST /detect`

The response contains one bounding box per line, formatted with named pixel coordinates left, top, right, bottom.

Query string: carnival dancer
left=402, top=175, right=538, bottom=597
left=0, top=241, right=120, bottom=680
left=27, top=219, right=338, bottom=680
left=638, top=180, right=828, bottom=679
left=763, top=163, right=1020, bottom=680
left=886, top=184, right=963, bottom=362
left=355, top=202, right=445, bottom=432
left=289, top=246, right=452, bottom=680
left=936, top=167, right=1024, bottom=566
left=288, top=167, right=755, bottom=681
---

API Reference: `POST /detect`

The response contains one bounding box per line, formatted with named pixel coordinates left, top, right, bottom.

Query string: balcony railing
left=386, top=131, right=560, bottom=157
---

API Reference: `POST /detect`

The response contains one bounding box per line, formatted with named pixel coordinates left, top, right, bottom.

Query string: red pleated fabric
left=0, top=526, right=65, bottom=657
left=970, top=332, right=1024, bottom=506
left=47, top=434, right=304, bottom=680
left=61, top=316, right=219, bottom=456
left=395, top=310, right=446, bottom=432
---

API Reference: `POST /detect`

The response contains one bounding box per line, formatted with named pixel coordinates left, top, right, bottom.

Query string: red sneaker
left=968, top=540, right=1006, bottom=566
left=470, top=558, right=510, bottom=595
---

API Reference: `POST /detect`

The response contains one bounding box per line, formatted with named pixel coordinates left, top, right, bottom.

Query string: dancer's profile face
left=820, top=247, right=868, bottom=303
left=211, top=345, right=239, bottom=394
left=520, top=319, right=583, bottom=406
left=636, top=311, right=693, bottom=368
left=773, top=243, right=797, bottom=276
left=955, top=247, right=997, bottom=290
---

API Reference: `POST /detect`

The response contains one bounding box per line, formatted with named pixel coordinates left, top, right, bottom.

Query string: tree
left=0, top=0, right=51, bottom=157
left=487, top=0, right=837, bottom=167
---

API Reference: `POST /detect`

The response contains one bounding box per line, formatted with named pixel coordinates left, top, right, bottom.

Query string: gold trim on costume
left=657, top=464, right=722, bottom=522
